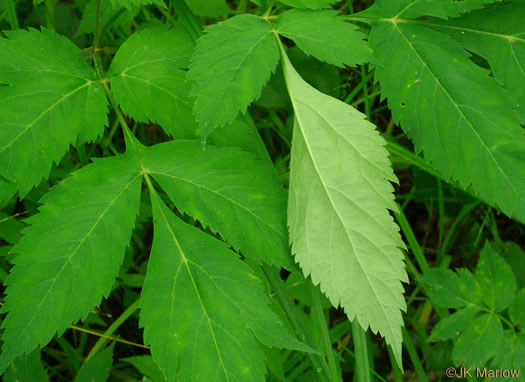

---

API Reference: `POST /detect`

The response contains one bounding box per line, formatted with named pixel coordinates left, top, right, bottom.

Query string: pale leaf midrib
left=153, top=200, right=231, bottom=382
left=288, top=89, right=396, bottom=335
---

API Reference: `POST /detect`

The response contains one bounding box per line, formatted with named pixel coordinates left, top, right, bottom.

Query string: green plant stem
left=5, top=0, right=19, bottom=29
left=386, top=140, right=441, bottom=180
left=343, top=70, right=375, bottom=103
left=310, top=284, right=341, bottom=382
left=262, top=266, right=332, bottom=382
left=236, top=0, right=247, bottom=13
left=101, top=79, right=143, bottom=155
left=352, top=321, right=371, bottom=382
left=100, top=8, right=126, bottom=38
left=172, top=0, right=202, bottom=42
left=436, top=179, right=445, bottom=251
left=85, top=298, right=141, bottom=361
left=402, top=328, right=427, bottom=382
left=395, top=204, right=429, bottom=275
left=439, top=201, right=480, bottom=260
left=94, top=0, right=104, bottom=49
left=45, top=0, right=55, bottom=32
left=488, top=209, right=502, bottom=245
left=56, top=336, right=81, bottom=371
left=360, top=65, right=372, bottom=120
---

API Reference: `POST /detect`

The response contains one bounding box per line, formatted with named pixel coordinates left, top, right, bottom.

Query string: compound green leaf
left=74, top=346, right=113, bottom=382
left=4, top=349, right=48, bottom=382
left=368, top=20, right=525, bottom=222
left=424, top=1, right=525, bottom=122
left=275, top=9, right=373, bottom=67
left=109, top=26, right=197, bottom=139
left=278, top=0, right=338, bottom=9
left=280, top=45, right=407, bottom=367
left=0, top=28, right=108, bottom=197
left=141, top=190, right=308, bottom=381
left=422, top=268, right=482, bottom=308
left=141, top=140, right=293, bottom=269
left=188, top=15, right=280, bottom=140
left=452, top=313, right=503, bottom=367
left=0, top=154, right=142, bottom=373
left=475, top=242, right=517, bottom=312
left=429, top=305, right=479, bottom=342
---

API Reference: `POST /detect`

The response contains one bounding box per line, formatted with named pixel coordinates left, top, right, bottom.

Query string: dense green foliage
left=0, top=0, right=523, bottom=381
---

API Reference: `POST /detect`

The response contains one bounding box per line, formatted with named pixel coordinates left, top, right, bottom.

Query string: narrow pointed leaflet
left=141, top=185, right=309, bottom=381
left=0, top=154, right=142, bottom=372
left=279, top=43, right=407, bottom=367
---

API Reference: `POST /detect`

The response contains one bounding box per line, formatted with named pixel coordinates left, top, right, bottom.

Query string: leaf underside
left=281, top=45, right=407, bottom=367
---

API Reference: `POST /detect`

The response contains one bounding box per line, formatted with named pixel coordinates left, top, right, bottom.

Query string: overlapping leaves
left=0, top=138, right=300, bottom=377
left=2, top=0, right=525, bottom=379
left=141, top=140, right=293, bottom=269
left=142, top=187, right=308, bottom=381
